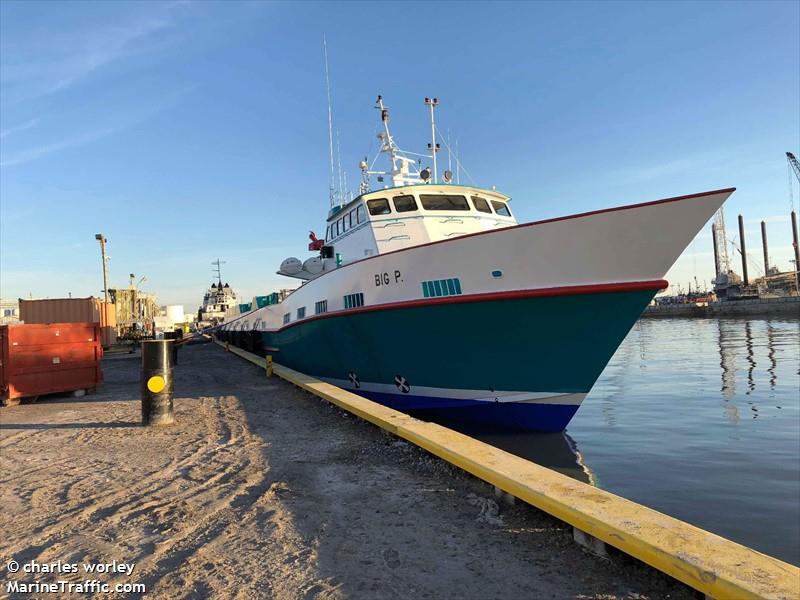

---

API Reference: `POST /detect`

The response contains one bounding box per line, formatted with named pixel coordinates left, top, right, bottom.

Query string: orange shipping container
left=1, top=322, right=102, bottom=405
left=19, top=298, right=116, bottom=348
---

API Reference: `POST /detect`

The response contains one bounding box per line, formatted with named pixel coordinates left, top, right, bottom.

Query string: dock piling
left=792, top=210, right=800, bottom=291
left=738, top=214, right=748, bottom=285
left=573, top=528, right=609, bottom=559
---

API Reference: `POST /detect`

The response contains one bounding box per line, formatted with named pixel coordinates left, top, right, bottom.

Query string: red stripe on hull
left=270, top=279, right=667, bottom=333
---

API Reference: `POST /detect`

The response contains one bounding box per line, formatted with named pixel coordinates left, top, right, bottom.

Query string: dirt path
left=1, top=343, right=695, bottom=599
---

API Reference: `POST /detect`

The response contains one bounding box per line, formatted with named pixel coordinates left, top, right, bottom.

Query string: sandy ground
left=0, top=342, right=697, bottom=599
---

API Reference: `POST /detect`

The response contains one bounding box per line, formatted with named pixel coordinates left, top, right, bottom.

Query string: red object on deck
left=308, top=230, right=325, bottom=251
left=0, top=322, right=103, bottom=402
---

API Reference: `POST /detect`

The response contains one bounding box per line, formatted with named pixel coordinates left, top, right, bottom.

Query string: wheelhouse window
left=420, top=194, right=470, bottom=211
left=393, top=195, right=418, bottom=212
left=338, top=217, right=344, bottom=234
left=367, top=198, right=391, bottom=215
left=491, top=200, right=512, bottom=217
left=357, top=205, right=366, bottom=223
left=325, top=225, right=330, bottom=241
left=343, top=215, right=349, bottom=232
left=471, top=196, right=492, bottom=213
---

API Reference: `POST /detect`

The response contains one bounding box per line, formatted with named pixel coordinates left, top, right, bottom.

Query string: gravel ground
left=0, top=342, right=698, bottom=599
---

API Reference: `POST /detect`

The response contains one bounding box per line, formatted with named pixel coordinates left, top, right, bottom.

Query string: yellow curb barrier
left=214, top=340, right=799, bottom=599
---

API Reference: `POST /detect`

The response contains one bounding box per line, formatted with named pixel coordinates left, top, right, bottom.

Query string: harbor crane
left=787, top=152, right=800, bottom=291
left=788, top=152, right=800, bottom=183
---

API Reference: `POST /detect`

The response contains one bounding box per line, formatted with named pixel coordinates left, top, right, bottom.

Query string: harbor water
left=463, top=317, right=800, bottom=566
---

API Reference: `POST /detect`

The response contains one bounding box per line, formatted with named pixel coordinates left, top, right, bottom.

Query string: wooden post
left=266, top=355, right=273, bottom=377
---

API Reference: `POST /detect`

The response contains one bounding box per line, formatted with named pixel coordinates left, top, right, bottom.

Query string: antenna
left=323, top=35, right=336, bottom=207
left=455, top=138, right=460, bottom=184
left=336, top=129, right=344, bottom=206
left=212, top=258, right=226, bottom=287
left=424, top=97, right=440, bottom=183
left=447, top=128, right=452, bottom=174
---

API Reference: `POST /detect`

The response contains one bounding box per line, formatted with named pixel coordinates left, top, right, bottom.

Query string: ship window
left=491, top=200, right=512, bottom=217
left=393, top=195, right=417, bottom=212
left=337, top=217, right=344, bottom=235
left=315, top=300, right=328, bottom=314
left=420, top=194, right=470, bottom=211
left=471, top=196, right=492, bottom=213
left=357, top=205, right=366, bottom=223
left=283, top=313, right=290, bottom=325
left=367, top=198, right=391, bottom=215
left=343, top=292, right=364, bottom=309
left=422, top=277, right=462, bottom=298
left=343, top=215, right=349, bottom=232
left=350, top=210, right=357, bottom=228
left=325, top=225, right=330, bottom=241
left=297, top=307, right=306, bottom=319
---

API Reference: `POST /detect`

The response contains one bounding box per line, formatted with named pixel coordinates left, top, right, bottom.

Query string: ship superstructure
left=198, top=259, right=238, bottom=328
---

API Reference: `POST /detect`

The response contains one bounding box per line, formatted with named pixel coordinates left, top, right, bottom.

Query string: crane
left=788, top=153, right=800, bottom=291
left=788, top=152, right=800, bottom=183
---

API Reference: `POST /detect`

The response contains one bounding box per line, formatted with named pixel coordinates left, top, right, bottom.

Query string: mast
left=425, top=97, right=439, bottom=183
left=212, top=258, right=225, bottom=287
left=323, top=36, right=336, bottom=207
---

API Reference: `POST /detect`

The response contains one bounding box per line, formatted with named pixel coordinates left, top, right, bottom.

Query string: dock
left=643, top=295, right=800, bottom=318
left=1, top=342, right=798, bottom=599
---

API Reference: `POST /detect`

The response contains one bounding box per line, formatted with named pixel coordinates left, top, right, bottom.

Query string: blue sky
left=1, top=0, right=798, bottom=309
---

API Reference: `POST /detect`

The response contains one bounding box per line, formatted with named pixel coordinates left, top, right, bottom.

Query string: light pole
left=95, top=234, right=109, bottom=303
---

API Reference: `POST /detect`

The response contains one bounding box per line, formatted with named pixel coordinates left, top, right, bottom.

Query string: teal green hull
left=252, top=289, right=656, bottom=430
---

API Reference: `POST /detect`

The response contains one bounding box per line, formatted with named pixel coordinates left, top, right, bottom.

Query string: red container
left=18, top=298, right=117, bottom=349
left=0, top=322, right=102, bottom=403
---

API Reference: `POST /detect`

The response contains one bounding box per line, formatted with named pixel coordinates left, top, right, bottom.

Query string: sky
left=1, top=0, right=799, bottom=310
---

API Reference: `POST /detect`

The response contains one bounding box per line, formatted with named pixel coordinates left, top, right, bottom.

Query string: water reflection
left=718, top=320, right=738, bottom=398
left=767, top=322, right=777, bottom=389
left=445, top=422, right=596, bottom=485
left=745, top=321, right=756, bottom=394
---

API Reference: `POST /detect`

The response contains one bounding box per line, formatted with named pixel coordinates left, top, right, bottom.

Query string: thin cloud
left=0, top=126, right=122, bottom=167
left=0, top=117, right=41, bottom=139
left=0, top=85, right=194, bottom=168
left=1, top=5, right=186, bottom=104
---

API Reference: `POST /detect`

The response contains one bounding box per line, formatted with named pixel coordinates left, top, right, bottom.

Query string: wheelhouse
left=324, top=184, right=516, bottom=263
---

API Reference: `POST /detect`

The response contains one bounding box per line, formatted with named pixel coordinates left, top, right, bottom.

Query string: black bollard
left=141, top=339, right=175, bottom=426
left=163, top=331, right=179, bottom=364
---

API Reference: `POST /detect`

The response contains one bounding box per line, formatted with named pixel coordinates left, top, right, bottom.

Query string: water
left=470, top=318, right=800, bottom=566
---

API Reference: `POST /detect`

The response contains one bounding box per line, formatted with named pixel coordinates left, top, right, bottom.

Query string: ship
left=214, top=96, right=734, bottom=431
left=198, top=260, right=239, bottom=329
